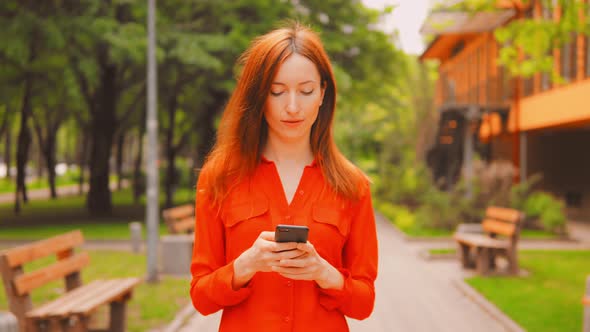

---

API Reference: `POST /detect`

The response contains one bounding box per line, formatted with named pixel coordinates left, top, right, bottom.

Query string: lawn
left=0, top=250, right=191, bottom=332
left=391, top=219, right=559, bottom=240
left=0, top=188, right=195, bottom=240
left=466, top=250, right=590, bottom=332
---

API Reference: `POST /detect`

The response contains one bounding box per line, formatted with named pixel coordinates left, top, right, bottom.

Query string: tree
left=455, top=0, right=590, bottom=79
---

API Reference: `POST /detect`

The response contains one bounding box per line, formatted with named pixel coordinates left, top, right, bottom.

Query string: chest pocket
left=311, top=203, right=350, bottom=239
left=223, top=193, right=269, bottom=228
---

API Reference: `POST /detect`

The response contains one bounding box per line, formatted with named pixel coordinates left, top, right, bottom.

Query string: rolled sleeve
left=189, top=169, right=253, bottom=315
left=318, top=183, right=378, bottom=320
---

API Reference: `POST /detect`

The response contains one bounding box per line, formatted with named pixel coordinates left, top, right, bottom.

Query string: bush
left=378, top=202, right=416, bottom=232
left=523, top=191, right=567, bottom=234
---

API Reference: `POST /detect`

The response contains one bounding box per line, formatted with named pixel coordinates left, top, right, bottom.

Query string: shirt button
left=285, top=215, right=291, bottom=221
left=284, top=316, right=291, bottom=323
left=298, top=190, right=304, bottom=195
left=286, top=281, right=292, bottom=287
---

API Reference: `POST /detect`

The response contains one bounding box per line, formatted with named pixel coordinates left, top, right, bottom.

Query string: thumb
left=259, top=231, right=276, bottom=241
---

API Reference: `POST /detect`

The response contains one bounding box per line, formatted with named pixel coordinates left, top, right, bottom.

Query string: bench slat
left=486, top=207, right=521, bottom=223
left=51, top=279, right=120, bottom=316
left=27, top=278, right=140, bottom=318
left=482, top=219, right=516, bottom=237
left=72, top=277, right=140, bottom=314
left=163, top=204, right=194, bottom=220
left=26, top=280, right=105, bottom=318
left=2, top=230, right=84, bottom=268
left=173, top=217, right=195, bottom=233
left=13, top=252, right=90, bottom=296
left=454, top=233, right=510, bottom=249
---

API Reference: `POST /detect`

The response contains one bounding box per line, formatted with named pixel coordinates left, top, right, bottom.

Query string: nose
left=286, top=92, right=298, bottom=114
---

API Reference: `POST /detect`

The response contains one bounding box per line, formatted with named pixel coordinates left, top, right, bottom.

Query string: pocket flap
left=312, top=204, right=349, bottom=236
left=224, top=194, right=269, bottom=227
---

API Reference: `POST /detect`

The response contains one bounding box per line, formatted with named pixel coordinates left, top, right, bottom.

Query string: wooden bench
left=0, top=230, right=141, bottom=332
left=453, top=206, right=524, bottom=276
left=162, top=204, right=195, bottom=234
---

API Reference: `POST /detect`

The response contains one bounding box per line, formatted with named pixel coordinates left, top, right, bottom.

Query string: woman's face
left=264, top=53, right=325, bottom=145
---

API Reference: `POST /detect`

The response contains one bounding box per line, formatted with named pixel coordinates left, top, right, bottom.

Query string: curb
left=161, top=304, right=197, bottom=332
left=452, top=278, right=526, bottom=332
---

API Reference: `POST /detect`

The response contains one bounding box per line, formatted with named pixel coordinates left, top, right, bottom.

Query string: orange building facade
left=420, top=1, right=590, bottom=220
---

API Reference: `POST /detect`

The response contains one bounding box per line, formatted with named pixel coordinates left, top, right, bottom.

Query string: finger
left=272, top=265, right=311, bottom=275
left=296, top=242, right=315, bottom=253
left=272, top=242, right=299, bottom=253
left=277, top=249, right=307, bottom=260
left=279, top=258, right=308, bottom=268
left=279, top=272, right=314, bottom=280
left=259, top=231, right=276, bottom=241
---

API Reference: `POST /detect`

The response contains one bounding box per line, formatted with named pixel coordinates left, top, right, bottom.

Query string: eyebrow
left=271, top=80, right=316, bottom=85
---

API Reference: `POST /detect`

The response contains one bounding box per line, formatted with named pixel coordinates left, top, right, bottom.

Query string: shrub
left=378, top=202, right=416, bottom=232
left=523, top=191, right=567, bottom=234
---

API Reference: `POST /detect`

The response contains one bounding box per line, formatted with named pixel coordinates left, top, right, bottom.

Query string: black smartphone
left=275, top=224, right=309, bottom=243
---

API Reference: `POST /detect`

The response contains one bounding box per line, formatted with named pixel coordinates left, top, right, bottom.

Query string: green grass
left=0, top=222, right=170, bottom=240
left=429, top=248, right=456, bottom=255
left=394, top=224, right=559, bottom=240
left=0, top=250, right=190, bottom=332
left=466, top=250, right=590, bottom=332
left=0, top=188, right=195, bottom=240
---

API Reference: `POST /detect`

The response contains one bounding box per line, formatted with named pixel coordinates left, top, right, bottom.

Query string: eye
left=301, top=89, right=314, bottom=95
left=270, top=91, right=284, bottom=96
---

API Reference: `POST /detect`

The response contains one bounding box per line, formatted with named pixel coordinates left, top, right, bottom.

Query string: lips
left=282, top=120, right=304, bottom=126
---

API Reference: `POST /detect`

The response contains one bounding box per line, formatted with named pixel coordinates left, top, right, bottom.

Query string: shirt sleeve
left=317, top=182, right=378, bottom=320
left=189, top=169, right=253, bottom=315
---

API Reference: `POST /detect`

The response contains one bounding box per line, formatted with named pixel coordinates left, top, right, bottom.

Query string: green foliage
left=458, top=0, right=590, bottom=79
left=523, top=191, right=567, bottom=234
left=467, top=250, right=590, bottom=332
left=377, top=202, right=416, bottom=232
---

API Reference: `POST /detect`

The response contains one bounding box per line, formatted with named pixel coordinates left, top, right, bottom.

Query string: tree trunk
left=195, top=102, right=219, bottom=168
left=78, top=130, right=89, bottom=195
left=45, top=133, right=57, bottom=199
left=86, top=61, right=118, bottom=216
left=36, top=144, right=44, bottom=179
left=116, top=133, right=124, bottom=191
left=164, top=93, right=178, bottom=208
left=4, top=124, right=11, bottom=179
left=15, top=79, right=33, bottom=213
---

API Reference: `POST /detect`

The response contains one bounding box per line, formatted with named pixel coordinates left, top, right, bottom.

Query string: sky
left=361, top=0, right=432, bottom=55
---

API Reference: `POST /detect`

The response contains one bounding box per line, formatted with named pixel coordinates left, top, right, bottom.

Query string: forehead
left=273, top=53, right=321, bottom=83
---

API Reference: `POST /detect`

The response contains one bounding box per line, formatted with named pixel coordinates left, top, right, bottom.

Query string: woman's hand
left=271, top=241, right=344, bottom=290
left=232, top=231, right=305, bottom=290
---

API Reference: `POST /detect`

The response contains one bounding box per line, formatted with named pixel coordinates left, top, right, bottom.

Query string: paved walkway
left=0, top=181, right=127, bottom=204
left=169, top=214, right=516, bottom=332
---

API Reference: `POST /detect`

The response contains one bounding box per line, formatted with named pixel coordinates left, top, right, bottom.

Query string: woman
left=190, top=22, right=378, bottom=332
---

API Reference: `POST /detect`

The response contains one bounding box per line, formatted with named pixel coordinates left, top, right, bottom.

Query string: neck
left=263, top=135, right=314, bottom=166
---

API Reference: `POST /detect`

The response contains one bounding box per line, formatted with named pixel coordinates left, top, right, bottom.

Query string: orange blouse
left=190, top=158, right=378, bottom=332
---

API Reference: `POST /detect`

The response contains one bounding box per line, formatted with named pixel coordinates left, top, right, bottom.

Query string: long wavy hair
left=202, top=22, right=367, bottom=205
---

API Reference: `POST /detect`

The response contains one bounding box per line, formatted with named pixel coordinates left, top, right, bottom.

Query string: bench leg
left=476, top=247, right=490, bottom=276
left=109, top=301, right=127, bottom=332
left=458, top=243, right=474, bottom=268
left=507, top=249, right=519, bottom=275
left=489, top=249, right=496, bottom=270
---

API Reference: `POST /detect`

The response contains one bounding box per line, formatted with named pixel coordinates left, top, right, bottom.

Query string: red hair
left=202, top=22, right=367, bottom=205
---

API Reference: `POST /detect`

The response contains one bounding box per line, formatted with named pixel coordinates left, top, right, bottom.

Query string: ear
left=319, top=82, right=326, bottom=106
